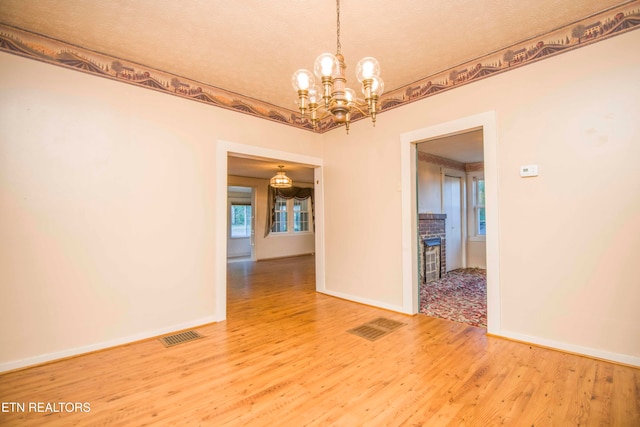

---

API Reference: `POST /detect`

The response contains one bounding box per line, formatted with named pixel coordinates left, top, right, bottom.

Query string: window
left=270, top=196, right=312, bottom=234
left=474, top=177, right=486, bottom=236
left=271, top=196, right=288, bottom=233
left=294, top=198, right=309, bottom=232
left=267, top=187, right=313, bottom=236
left=230, top=204, right=252, bottom=238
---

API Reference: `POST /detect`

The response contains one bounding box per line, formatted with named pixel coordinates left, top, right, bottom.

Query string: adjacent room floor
left=420, top=268, right=487, bottom=328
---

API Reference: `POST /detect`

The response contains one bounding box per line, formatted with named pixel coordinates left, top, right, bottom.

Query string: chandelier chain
left=336, top=0, right=341, bottom=54
left=291, top=0, right=382, bottom=133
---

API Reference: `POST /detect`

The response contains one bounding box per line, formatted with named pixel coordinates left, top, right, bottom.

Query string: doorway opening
left=416, top=130, right=486, bottom=327
left=227, top=186, right=254, bottom=263
left=215, top=140, right=325, bottom=321
left=400, top=111, right=500, bottom=334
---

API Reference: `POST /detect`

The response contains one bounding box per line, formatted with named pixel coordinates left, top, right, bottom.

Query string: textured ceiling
left=0, top=0, right=628, bottom=111
left=0, top=0, right=631, bottom=179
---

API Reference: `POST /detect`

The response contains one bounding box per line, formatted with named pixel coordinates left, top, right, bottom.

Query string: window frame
left=229, top=203, right=252, bottom=239
left=467, top=172, right=486, bottom=241
left=293, top=198, right=310, bottom=232
left=475, top=177, right=486, bottom=237
left=270, top=195, right=313, bottom=235
left=271, top=196, right=288, bottom=234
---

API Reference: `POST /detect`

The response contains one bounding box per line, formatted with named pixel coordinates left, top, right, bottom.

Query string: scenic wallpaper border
left=1, top=1, right=639, bottom=133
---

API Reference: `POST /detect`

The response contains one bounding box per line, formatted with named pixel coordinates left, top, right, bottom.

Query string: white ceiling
left=0, top=0, right=625, bottom=177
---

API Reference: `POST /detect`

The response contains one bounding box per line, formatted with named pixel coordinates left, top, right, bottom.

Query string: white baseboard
left=6, top=314, right=635, bottom=374
left=318, top=287, right=639, bottom=366
left=498, top=329, right=640, bottom=367
left=0, top=316, right=220, bottom=373
left=318, top=289, right=410, bottom=315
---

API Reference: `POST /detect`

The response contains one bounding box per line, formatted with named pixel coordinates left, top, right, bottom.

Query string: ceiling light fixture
left=291, top=0, right=384, bottom=134
left=270, top=165, right=293, bottom=188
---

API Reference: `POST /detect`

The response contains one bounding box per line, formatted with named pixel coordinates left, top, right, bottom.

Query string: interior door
left=444, top=175, right=463, bottom=271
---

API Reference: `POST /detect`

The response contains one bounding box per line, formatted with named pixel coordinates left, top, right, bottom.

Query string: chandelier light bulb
left=345, top=88, right=356, bottom=104
left=292, top=69, right=314, bottom=91
left=371, top=76, right=385, bottom=96
left=363, top=62, right=374, bottom=78
left=308, top=86, right=320, bottom=104
left=314, top=53, right=337, bottom=78
left=321, top=57, right=333, bottom=75
left=356, top=57, right=380, bottom=82
left=298, top=73, right=310, bottom=89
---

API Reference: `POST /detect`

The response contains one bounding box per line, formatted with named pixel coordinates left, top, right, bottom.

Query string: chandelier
left=291, top=0, right=384, bottom=133
left=270, top=165, right=293, bottom=188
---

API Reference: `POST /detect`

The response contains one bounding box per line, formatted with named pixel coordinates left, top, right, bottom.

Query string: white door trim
left=215, top=140, right=324, bottom=321
left=399, top=111, right=501, bottom=334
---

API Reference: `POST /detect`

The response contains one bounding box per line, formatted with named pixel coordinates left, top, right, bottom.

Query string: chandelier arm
left=317, top=109, right=332, bottom=121
left=347, top=104, right=369, bottom=117
left=347, top=97, right=370, bottom=108
left=309, top=106, right=333, bottom=121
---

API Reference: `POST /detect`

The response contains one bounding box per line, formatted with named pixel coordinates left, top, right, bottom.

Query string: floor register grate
left=347, top=317, right=406, bottom=341
left=159, top=330, right=203, bottom=347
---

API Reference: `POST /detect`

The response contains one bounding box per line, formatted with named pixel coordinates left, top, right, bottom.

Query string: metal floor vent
left=347, top=317, right=406, bottom=341
left=159, top=330, right=203, bottom=347
left=366, top=317, right=405, bottom=331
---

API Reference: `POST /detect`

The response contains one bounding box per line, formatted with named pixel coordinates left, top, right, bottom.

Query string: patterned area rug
left=420, top=268, right=487, bottom=328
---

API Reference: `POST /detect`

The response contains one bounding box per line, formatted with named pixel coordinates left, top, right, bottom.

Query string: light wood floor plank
left=1, top=255, right=638, bottom=426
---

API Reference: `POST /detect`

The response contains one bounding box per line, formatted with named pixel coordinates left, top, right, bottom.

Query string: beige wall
left=322, top=30, right=640, bottom=364
left=0, top=53, right=320, bottom=370
left=1, top=29, right=639, bottom=370
left=417, top=160, right=441, bottom=213
left=466, top=241, right=486, bottom=269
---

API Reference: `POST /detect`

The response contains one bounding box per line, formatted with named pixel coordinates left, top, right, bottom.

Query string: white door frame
left=214, top=140, right=324, bottom=321
left=400, top=111, right=501, bottom=334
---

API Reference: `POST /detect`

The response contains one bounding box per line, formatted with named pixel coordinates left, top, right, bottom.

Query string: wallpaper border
left=1, top=1, right=639, bottom=133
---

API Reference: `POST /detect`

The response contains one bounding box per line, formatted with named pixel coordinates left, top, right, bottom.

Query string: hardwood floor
left=1, top=255, right=638, bottom=426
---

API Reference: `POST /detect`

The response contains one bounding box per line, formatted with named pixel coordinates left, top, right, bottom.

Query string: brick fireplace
left=418, top=213, right=446, bottom=283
